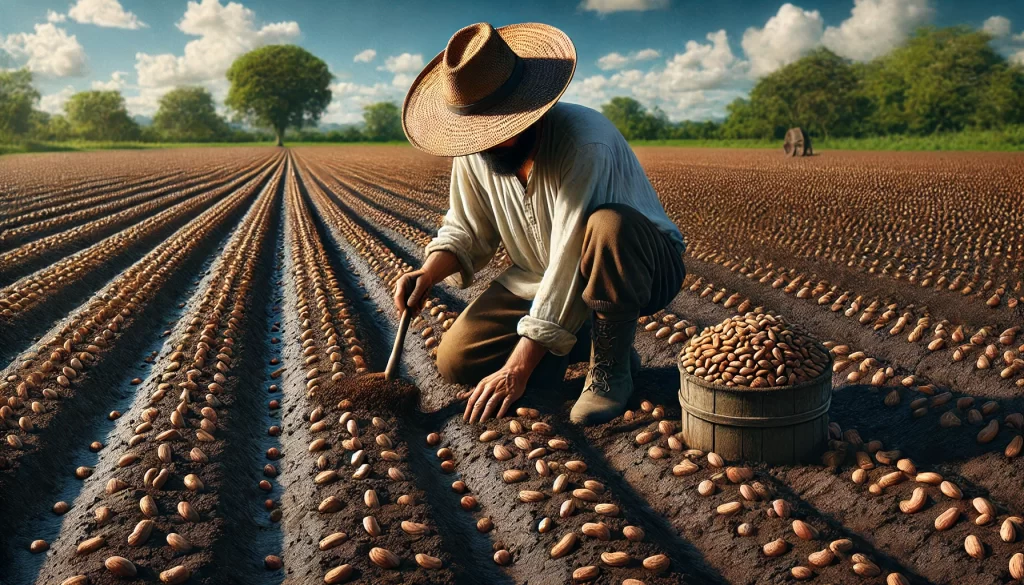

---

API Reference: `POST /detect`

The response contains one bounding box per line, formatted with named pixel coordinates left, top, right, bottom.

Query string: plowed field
left=1, top=146, right=1022, bottom=585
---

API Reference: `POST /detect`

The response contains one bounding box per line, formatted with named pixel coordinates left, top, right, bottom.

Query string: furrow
left=0, top=155, right=280, bottom=357
left=0, top=156, right=282, bottom=502
left=31, top=160, right=282, bottom=585
left=0, top=154, right=277, bottom=280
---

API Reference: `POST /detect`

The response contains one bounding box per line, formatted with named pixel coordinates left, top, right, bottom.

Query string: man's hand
left=394, top=269, right=433, bottom=315
left=394, top=250, right=461, bottom=315
left=463, top=365, right=527, bottom=424
left=463, top=336, right=548, bottom=424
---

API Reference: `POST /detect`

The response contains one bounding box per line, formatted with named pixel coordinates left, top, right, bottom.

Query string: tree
left=65, top=91, right=140, bottom=141
left=153, top=86, right=228, bottom=142
left=974, top=64, right=1024, bottom=129
left=737, top=48, right=868, bottom=140
left=860, top=27, right=1006, bottom=134
left=721, top=98, right=772, bottom=139
left=0, top=69, right=40, bottom=139
left=600, top=97, right=668, bottom=140
left=225, top=45, right=332, bottom=146
left=46, top=114, right=74, bottom=141
left=26, top=110, right=50, bottom=140
left=362, top=102, right=403, bottom=141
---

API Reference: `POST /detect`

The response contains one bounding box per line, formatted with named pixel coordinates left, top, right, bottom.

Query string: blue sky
left=2, top=0, right=1023, bottom=124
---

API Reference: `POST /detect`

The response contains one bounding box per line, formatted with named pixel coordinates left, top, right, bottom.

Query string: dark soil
left=0, top=195, right=255, bottom=576
left=317, top=374, right=420, bottom=415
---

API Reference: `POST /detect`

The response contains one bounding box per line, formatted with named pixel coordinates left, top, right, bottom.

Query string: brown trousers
left=436, top=204, right=685, bottom=385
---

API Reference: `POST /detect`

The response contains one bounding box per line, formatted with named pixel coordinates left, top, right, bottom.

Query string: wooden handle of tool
left=385, top=310, right=411, bottom=381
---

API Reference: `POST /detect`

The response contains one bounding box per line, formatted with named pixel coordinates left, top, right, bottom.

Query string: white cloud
left=68, top=0, right=146, bottom=29
left=634, top=48, right=661, bottom=61
left=2, top=23, right=87, bottom=77
left=597, top=52, right=630, bottom=70
left=822, top=0, right=933, bottom=61
left=134, top=0, right=300, bottom=90
left=565, top=29, right=748, bottom=120
left=579, top=0, right=670, bottom=15
left=379, top=53, right=423, bottom=74
left=91, top=70, right=128, bottom=90
left=377, top=52, right=423, bottom=86
left=390, top=73, right=415, bottom=88
left=597, top=48, right=661, bottom=70
left=982, top=16, right=1011, bottom=38
left=325, top=81, right=399, bottom=124
left=47, top=10, right=67, bottom=23
left=657, top=30, right=745, bottom=93
left=353, top=49, right=376, bottom=63
left=38, top=85, right=76, bottom=114
left=124, top=88, right=169, bottom=117
left=742, top=3, right=824, bottom=77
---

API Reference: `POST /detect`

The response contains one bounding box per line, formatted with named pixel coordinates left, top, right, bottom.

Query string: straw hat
left=402, top=22, right=576, bottom=157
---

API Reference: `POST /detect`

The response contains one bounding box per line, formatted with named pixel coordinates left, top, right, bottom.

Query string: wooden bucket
left=678, top=357, right=832, bottom=464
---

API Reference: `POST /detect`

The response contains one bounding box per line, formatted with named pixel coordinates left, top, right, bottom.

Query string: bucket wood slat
left=679, top=357, right=832, bottom=464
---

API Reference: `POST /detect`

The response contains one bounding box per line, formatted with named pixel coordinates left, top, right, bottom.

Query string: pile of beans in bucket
left=679, top=312, right=830, bottom=388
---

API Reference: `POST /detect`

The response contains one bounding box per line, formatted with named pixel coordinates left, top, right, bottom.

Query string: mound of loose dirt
left=315, top=373, right=420, bottom=414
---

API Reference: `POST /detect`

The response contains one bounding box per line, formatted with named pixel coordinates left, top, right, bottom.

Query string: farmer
left=395, top=22, right=685, bottom=425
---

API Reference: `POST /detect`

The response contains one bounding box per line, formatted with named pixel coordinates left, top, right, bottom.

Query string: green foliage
left=723, top=49, right=868, bottom=140
left=721, top=99, right=767, bottom=139
left=65, top=91, right=140, bottom=141
left=861, top=27, right=1010, bottom=134
left=362, top=102, right=404, bottom=141
left=974, top=64, right=1024, bottom=129
left=44, top=114, right=74, bottom=141
left=601, top=97, right=669, bottom=140
left=631, top=126, right=1024, bottom=151
left=721, top=27, right=1024, bottom=140
left=287, top=126, right=367, bottom=142
left=666, top=120, right=721, bottom=140
left=225, top=44, right=332, bottom=146
left=0, top=69, right=40, bottom=139
left=153, top=87, right=229, bottom=142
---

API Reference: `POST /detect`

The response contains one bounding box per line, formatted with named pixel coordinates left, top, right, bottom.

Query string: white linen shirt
left=424, top=102, right=685, bottom=356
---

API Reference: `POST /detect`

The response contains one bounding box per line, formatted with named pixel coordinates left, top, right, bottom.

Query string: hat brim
left=402, top=23, right=577, bottom=157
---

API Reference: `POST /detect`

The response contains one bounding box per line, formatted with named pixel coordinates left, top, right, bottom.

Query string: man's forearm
left=505, top=336, right=548, bottom=377
left=421, top=250, right=461, bottom=285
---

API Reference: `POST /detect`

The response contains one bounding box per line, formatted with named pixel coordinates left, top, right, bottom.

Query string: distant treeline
left=2, top=26, right=1021, bottom=147
left=603, top=27, right=1024, bottom=141
left=0, top=75, right=406, bottom=144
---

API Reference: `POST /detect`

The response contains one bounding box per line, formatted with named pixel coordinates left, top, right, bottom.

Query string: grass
left=3, top=130, right=1023, bottom=156
left=631, top=128, right=1024, bottom=152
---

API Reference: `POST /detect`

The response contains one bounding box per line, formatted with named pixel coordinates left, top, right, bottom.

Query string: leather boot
left=570, top=315, right=638, bottom=425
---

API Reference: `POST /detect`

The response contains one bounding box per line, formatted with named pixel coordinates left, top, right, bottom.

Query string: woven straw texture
left=402, top=22, right=577, bottom=157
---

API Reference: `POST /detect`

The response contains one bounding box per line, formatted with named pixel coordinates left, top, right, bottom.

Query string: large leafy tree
left=744, top=48, right=868, bottom=139
left=0, top=69, right=40, bottom=139
left=362, top=102, right=403, bottom=141
left=973, top=64, right=1024, bottom=129
left=153, top=87, right=229, bottom=142
left=861, top=27, right=1006, bottom=134
left=65, top=91, right=140, bottom=141
left=225, top=45, right=332, bottom=146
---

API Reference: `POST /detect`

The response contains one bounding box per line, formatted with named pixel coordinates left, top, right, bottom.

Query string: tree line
left=603, top=27, right=1024, bottom=141
left=0, top=45, right=405, bottom=145
left=3, top=26, right=1021, bottom=146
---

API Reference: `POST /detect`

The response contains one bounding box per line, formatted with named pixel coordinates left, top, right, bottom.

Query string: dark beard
left=478, top=123, right=538, bottom=176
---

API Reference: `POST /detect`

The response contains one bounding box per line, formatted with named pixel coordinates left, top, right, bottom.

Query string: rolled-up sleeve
left=517, top=143, right=613, bottom=356
left=424, top=156, right=500, bottom=289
